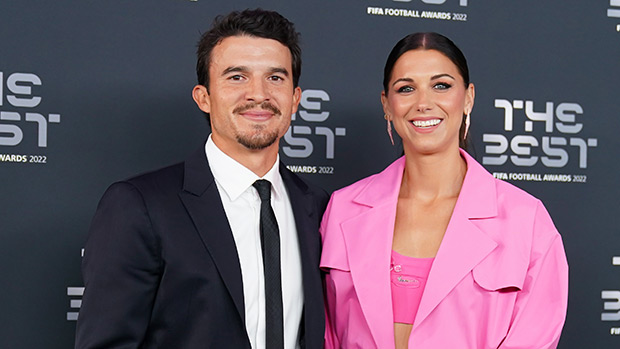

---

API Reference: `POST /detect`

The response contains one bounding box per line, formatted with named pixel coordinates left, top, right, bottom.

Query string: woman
left=320, top=33, right=568, bottom=348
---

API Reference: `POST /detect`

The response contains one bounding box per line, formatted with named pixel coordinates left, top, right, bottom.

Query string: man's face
left=195, top=35, right=301, bottom=157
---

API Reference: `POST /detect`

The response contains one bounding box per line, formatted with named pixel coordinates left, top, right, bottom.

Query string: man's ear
left=192, top=85, right=211, bottom=114
left=291, top=86, right=302, bottom=115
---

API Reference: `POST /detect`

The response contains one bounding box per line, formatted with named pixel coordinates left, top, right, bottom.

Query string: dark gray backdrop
left=1, top=0, right=619, bottom=347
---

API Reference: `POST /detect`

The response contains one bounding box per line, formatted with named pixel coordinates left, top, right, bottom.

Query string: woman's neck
left=400, top=148, right=467, bottom=202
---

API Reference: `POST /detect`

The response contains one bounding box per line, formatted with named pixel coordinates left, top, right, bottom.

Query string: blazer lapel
left=178, top=146, right=245, bottom=323
left=412, top=150, right=499, bottom=331
left=341, top=158, right=406, bottom=349
left=280, top=164, right=323, bottom=349
left=412, top=212, right=497, bottom=330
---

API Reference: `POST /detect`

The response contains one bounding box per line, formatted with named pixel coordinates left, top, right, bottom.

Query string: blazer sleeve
left=75, top=182, right=162, bottom=349
left=499, top=201, right=569, bottom=349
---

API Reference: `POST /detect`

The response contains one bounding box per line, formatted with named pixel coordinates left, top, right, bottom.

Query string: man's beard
left=236, top=126, right=280, bottom=150
left=233, top=101, right=283, bottom=150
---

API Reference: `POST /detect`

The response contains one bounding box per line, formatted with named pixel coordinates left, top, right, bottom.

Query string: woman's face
left=381, top=49, right=474, bottom=156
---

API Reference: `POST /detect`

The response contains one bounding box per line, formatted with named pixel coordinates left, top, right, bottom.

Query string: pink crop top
left=390, top=250, right=434, bottom=324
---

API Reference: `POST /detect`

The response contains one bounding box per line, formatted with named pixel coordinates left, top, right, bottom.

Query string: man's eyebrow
left=222, top=66, right=249, bottom=76
left=269, top=67, right=290, bottom=76
left=221, top=66, right=290, bottom=77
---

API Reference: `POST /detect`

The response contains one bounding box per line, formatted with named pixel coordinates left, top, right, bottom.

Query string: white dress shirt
left=205, top=135, right=303, bottom=349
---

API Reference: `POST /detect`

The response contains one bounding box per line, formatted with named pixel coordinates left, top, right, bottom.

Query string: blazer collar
left=341, top=149, right=499, bottom=347
left=352, top=156, right=405, bottom=208
left=182, top=145, right=215, bottom=196
left=280, top=163, right=326, bottom=349
left=352, top=149, right=497, bottom=218
left=456, top=149, right=498, bottom=219
left=413, top=150, right=499, bottom=332
left=279, top=162, right=312, bottom=216
left=179, top=145, right=246, bottom=324
left=181, top=146, right=322, bottom=347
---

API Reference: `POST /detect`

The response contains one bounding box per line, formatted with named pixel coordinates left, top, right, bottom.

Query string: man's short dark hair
left=196, top=8, right=302, bottom=91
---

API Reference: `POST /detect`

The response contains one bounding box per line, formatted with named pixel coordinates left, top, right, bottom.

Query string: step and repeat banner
left=1, top=1, right=619, bottom=347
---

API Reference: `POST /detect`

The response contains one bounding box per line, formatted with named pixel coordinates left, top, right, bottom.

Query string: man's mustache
left=233, top=101, right=281, bottom=116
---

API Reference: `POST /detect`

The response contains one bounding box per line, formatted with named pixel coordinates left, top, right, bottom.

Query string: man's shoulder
left=100, top=162, right=187, bottom=204
left=124, top=162, right=185, bottom=190
left=280, top=163, right=329, bottom=199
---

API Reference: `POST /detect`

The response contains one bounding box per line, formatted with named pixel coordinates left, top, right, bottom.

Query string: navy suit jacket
left=75, top=145, right=329, bottom=348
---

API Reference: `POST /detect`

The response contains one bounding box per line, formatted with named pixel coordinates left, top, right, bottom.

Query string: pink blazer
left=320, top=150, right=568, bottom=348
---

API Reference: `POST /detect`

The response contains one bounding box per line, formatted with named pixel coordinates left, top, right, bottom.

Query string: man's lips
left=239, top=110, right=274, bottom=121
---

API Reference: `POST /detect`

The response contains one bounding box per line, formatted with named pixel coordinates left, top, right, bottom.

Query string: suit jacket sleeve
left=75, top=182, right=162, bottom=348
left=499, top=201, right=569, bottom=349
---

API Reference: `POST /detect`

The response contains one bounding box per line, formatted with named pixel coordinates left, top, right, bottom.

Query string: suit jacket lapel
left=178, top=146, right=245, bottom=323
left=413, top=150, right=499, bottom=331
left=341, top=158, right=406, bottom=348
left=280, top=164, right=324, bottom=349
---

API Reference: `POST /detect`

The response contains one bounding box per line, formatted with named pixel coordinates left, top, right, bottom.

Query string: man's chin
left=236, top=133, right=279, bottom=150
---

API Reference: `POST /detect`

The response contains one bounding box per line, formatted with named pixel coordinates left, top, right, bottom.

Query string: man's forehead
left=209, top=36, right=293, bottom=72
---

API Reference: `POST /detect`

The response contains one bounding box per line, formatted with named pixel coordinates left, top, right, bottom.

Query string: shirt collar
left=205, top=135, right=284, bottom=201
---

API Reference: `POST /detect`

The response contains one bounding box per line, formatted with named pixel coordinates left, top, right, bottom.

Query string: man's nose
left=245, top=78, right=269, bottom=102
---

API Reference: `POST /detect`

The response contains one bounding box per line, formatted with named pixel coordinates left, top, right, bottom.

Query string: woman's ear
left=381, top=90, right=391, bottom=120
left=464, top=82, right=475, bottom=115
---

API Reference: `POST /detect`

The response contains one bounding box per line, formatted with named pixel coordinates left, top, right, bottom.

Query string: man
left=75, top=9, right=328, bottom=349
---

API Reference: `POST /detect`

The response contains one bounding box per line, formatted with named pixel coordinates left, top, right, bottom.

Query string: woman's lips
left=409, top=118, right=442, bottom=132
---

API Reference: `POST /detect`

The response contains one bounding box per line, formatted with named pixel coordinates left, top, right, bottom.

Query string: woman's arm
left=499, top=202, right=569, bottom=349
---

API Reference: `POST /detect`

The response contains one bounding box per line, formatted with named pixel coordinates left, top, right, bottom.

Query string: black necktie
left=252, top=179, right=284, bottom=349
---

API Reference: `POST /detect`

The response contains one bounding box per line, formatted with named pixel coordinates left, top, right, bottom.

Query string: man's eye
left=229, top=75, right=243, bottom=81
left=269, top=75, right=284, bottom=81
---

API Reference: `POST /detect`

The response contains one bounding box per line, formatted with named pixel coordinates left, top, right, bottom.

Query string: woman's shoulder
left=330, top=156, right=405, bottom=203
left=465, top=151, right=541, bottom=207
left=330, top=173, right=378, bottom=199
left=493, top=175, right=541, bottom=206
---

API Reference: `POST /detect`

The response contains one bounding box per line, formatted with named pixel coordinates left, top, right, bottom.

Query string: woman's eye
left=434, top=82, right=452, bottom=90
left=397, top=86, right=413, bottom=93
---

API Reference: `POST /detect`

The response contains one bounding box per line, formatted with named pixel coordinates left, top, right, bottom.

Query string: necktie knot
left=253, top=179, right=272, bottom=203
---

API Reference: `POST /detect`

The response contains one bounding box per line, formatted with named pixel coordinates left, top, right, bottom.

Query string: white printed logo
left=0, top=72, right=60, bottom=147
left=482, top=99, right=597, bottom=169
left=282, top=89, right=346, bottom=175
left=283, top=89, right=346, bottom=159
left=67, top=287, right=84, bottom=321
left=602, top=256, right=620, bottom=335
left=609, top=0, right=620, bottom=18
left=368, top=0, right=469, bottom=21
left=67, top=249, right=85, bottom=321
left=393, top=0, right=468, bottom=6
left=1, top=71, right=61, bottom=164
